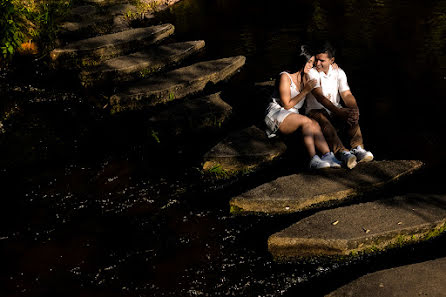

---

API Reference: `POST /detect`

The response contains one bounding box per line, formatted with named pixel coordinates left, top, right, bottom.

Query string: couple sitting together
left=265, top=42, right=374, bottom=169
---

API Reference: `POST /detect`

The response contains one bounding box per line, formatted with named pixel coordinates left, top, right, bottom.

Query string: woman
left=264, top=46, right=341, bottom=169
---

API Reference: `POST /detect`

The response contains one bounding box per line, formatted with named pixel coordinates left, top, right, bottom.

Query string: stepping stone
left=59, top=15, right=116, bottom=39
left=67, top=5, right=98, bottom=19
left=50, top=24, right=174, bottom=68
left=202, top=126, right=287, bottom=179
left=82, top=0, right=126, bottom=6
left=61, top=3, right=137, bottom=37
left=268, top=193, right=446, bottom=261
left=79, top=40, right=205, bottom=87
left=148, top=92, right=232, bottom=140
left=109, top=56, right=246, bottom=113
left=326, top=257, right=446, bottom=297
left=230, top=160, right=424, bottom=214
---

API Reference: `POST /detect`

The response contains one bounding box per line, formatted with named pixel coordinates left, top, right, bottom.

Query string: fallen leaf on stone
left=362, top=227, right=371, bottom=233
left=332, top=220, right=339, bottom=226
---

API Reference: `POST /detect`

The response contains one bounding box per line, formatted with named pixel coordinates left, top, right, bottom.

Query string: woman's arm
left=279, top=74, right=316, bottom=110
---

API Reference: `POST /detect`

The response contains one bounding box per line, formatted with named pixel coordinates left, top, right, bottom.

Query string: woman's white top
left=264, top=72, right=304, bottom=138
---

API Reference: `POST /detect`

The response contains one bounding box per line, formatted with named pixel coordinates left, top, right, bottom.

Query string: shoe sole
left=330, top=163, right=342, bottom=168
left=346, top=155, right=357, bottom=169
left=358, top=155, right=374, bottom=163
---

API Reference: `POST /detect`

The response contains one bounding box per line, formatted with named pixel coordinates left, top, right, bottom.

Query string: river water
left=1, top=0, right=446, bottom=296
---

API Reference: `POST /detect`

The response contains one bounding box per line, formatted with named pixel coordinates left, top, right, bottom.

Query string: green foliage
left=0, top=0, right=71, bottom=63
left=0, top=0, right=27, bottom=60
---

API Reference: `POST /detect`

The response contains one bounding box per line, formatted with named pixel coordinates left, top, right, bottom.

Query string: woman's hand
left=302, top=78, right=317, bottom=94
left=332, top=63, right=339, bottom=70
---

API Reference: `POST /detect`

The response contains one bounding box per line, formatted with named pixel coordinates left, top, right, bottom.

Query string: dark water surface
left=1, top=0, right=446, bottom=296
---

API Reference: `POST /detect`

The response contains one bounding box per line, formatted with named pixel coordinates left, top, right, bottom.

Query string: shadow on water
left=1, top=0, right=446, bottom=296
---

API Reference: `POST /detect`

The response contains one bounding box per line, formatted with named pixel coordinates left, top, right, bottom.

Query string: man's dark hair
left=316, top=42, right=336, bottom=58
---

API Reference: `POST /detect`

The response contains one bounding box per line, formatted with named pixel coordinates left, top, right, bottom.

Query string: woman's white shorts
left=264, top=101, right=299, bottom=138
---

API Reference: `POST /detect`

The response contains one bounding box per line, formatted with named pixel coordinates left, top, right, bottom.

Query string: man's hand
left=335, top=107, right=359, bottom=126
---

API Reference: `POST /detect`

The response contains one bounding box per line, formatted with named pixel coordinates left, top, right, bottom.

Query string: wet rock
left=326, top=257, right=446, bottom=297
left=109, top=56, right=246, bottom=113
left=268, top=193, right=446, bottom=260
left=50, top=24, right=174, bottom=68
left=202, top=126, right=287, bottom=179
left=148, top=92, right=232, bottom=140
left=80, top=40, right=205, bottom=87
left=230, top=160, right=424, bottom=214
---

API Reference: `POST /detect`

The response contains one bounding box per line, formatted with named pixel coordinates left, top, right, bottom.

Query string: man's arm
left=311, top=87, right=341, bottom=114
left=340, top=90, right=359, bottom=125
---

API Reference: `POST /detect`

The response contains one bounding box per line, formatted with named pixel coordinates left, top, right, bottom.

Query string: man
left=305, top=43, right=373, bottom=169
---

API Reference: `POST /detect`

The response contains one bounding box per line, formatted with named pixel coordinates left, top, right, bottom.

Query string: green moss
left=230, top=205, right=243, bottom=214
left=424, top=222, right=446, bottom=240
left=168, top=91, right=175, bottom=101
left=139, top=66, right=161, bottom=78
left=207, top=163, right=229, bottom=179
left=151, top=129, right=160, bottom=144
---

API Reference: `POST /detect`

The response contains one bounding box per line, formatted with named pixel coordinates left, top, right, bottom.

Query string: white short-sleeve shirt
left=305, top=65, right=350, bottom=114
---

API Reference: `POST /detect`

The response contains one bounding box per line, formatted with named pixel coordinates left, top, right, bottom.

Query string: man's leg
left=346, top=122, right=364, bottom=150
left=307, top=109, right=347, bottom=154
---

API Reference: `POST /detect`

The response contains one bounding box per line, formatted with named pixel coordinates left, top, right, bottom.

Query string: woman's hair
left=288, top=44, right=314, bottom=73
left=274, top=44, right=314, bottom=90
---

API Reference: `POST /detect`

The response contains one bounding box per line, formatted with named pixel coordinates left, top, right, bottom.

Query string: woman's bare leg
left=311, top=120, right=330, bottom=155
left=279, top=114, right=316, bottom=157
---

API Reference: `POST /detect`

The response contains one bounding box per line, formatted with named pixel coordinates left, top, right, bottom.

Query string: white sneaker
left=338, top=151, right=357, bottom=169
left=351, top=145, right=374, bottom=162
left=321, top=152, right=342, bottom=168
left=309, top=155, right=331, bottom=169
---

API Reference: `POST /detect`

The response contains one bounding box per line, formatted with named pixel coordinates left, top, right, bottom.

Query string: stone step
left=202, top=125, right=287, bottom=179
left=66, top=5, right=98, bottom=20
left=80, top=40, right=205, bottom=87
left=326, top=257, right=446, bottom=297
left=109, top=55, right=246, bottom=113
left=50, top=24, right=174, bottom=68
left=268, top=193, right=446, bottom=261
left=82, top=0, right=127, bottom=6
left=59, top=4, right=138, bottom=40
left=230, top=160, right=424, bottom=214
left=147, top=92, right=232, bottom=141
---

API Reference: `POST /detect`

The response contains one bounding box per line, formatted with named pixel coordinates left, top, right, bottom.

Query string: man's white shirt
left=305, top=65, right=350, bottom=114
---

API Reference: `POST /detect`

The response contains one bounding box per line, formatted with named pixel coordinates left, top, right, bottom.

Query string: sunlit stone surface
left=269, top=193, right=446, bottom=260
left=230, top=160, right=424, bottom=214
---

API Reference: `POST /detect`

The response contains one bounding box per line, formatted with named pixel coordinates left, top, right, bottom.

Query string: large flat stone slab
left=60, top=4, right=138, bottom=39
left=50, top=24, right=174, bottom=68
left=109, top=56, right=246, bottom=113
left=268, top=193, right=446, bottom=260
left=147, top=92, right=232, bottom=140
left=326, top=257, right=446, bottom=297
left=202, top=126, right=287, bottom=178
left=230, top=160, right=424, bottom=214
left=83, top=0, right=127, bottom=6
left=79, top=40, right=205, bottom=87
